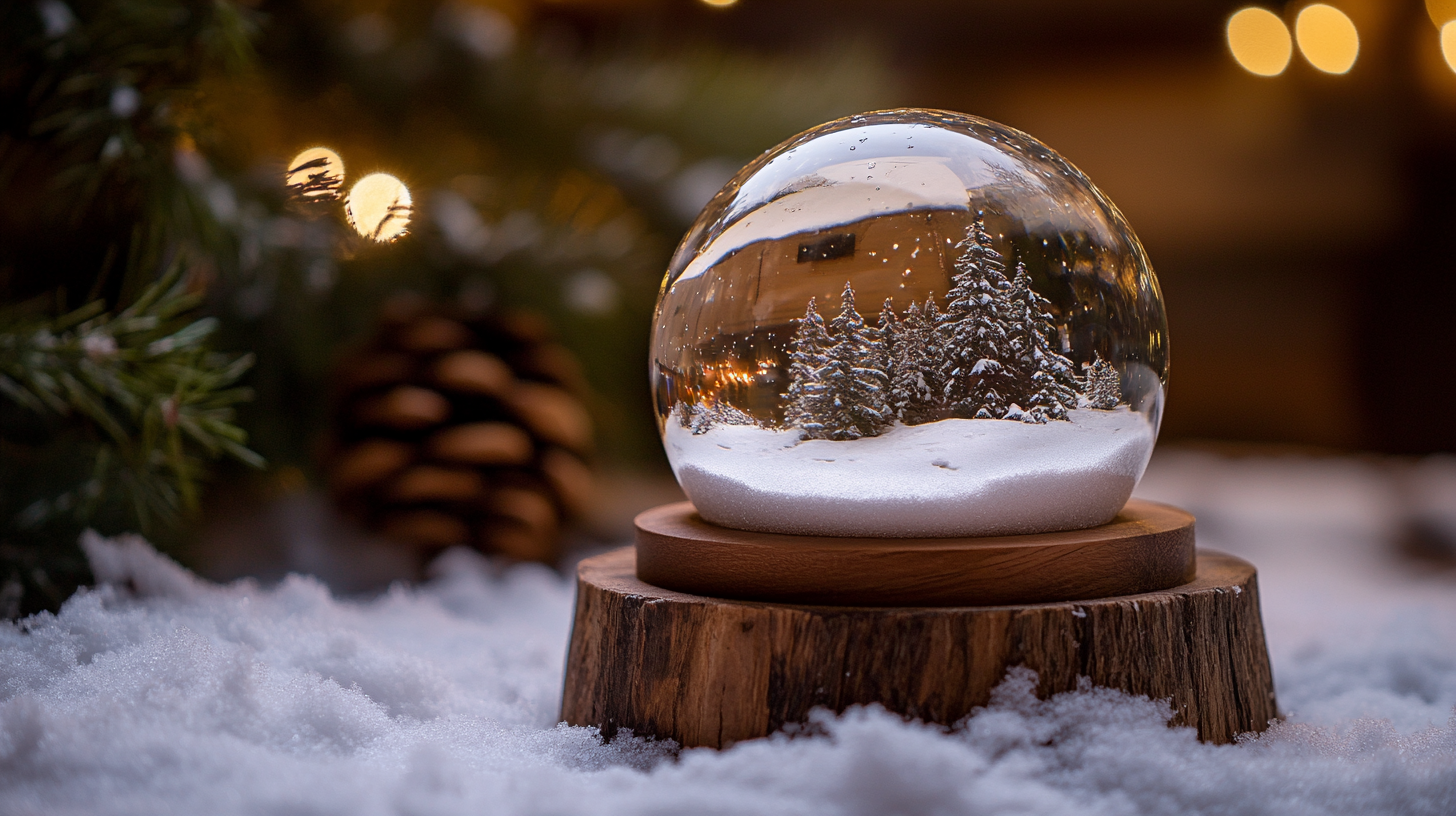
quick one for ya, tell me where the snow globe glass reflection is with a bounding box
[651,109,1167,538]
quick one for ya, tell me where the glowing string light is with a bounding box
[1227,8,1293,77]
[1428,0,1456,28]
[1444,21,1456,73]
[285,147,345,201]
[1295,4,1359,75]
[345,173,412,242]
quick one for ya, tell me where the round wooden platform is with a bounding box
[561,546,1277,748]
[635,498,1196,606]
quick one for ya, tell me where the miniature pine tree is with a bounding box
[918,296,949,420]
[939,213,1014,418]
[1000,263,1034,407]
[688,402,715,435]
[819,282,891,440]
[683,398,757,435]
[1084,353,1122,409]
[877,298,899,370]
[784,298,833,438]
[712,402,759,427]
[878,299,902,417]
[1008,263,1077,422]
[888,299,942,425]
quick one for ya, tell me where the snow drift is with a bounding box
[3,452,1456,814]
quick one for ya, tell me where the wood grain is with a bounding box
[561,546,1277,747]
[635,499,1196,606]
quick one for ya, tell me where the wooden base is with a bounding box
[561,547,1277,747]
[636,499,1196,606]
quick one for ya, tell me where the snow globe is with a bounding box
[651,109,1167,537]
[561,110,1274,753]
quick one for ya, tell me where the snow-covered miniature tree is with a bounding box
[918,296,948,419]
[939,212,1014,418]
[713,402,759,427]
[877,298,904,414]
[876,297,898,389]
[1001,263,1032,403]
[784,298,833,438]
[1084,353,1121,410]
[1008,262,1077,422]
[889,298,943,425]
[818,282,892,440]
[688,401,715,435]
[675,400,706,432]
[685,398,759,434]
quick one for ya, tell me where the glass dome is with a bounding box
[651,109,1168,537]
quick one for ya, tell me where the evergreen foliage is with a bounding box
[0,266,259,615]
[0,0,255,309]
[784,298,832,438]
[873,297,896,405]
[888,298,941,425]
[778,215,1106,436]
[939,213,1014,418]
[0,0,261,615]
[0,265,261,520]
[1084,353,1122,409]
[683,398,759,435]
[1007,262,1078,422]
[918,296,948,419]
[817,282,891,440]
[876,298,899,374]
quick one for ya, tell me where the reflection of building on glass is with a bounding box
[682,213,1124,439]
[796,233,855,262]
[658,206,959,423]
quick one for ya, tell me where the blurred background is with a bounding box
[5,0,1456,610]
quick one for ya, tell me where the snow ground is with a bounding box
[3,450,1456,815]
[667,408,1157,536]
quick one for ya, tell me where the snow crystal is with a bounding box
[2,452,1456,814]
[666,408,1156,536]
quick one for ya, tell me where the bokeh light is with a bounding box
[345,173,412,242]
[700,0,739,6]
[284,147,345,201]
[1444,21,1456,73]
[1295,4,1359,75]
[1428,0,1456,28]
[1227,8,1293,77]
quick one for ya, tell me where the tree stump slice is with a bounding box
[636,498,1196,607]
[561,547,1277,747]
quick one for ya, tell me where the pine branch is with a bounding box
[0,263,262,534]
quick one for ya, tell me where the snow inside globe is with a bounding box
[651,109,1167,538]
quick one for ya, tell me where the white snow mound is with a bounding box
[4,505,1456,815]
[666,408,1156,536]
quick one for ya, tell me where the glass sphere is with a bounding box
[651,109,1167,537]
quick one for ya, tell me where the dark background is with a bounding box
[541,0,1456,454]
[7,0,1456,599]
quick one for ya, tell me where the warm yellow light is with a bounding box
[1444,21,1456,73]
[345,173,412,242]
[1296,4,1359,75]
[700,0,738,6]
[1429,0,1456,28]
[285,147,345,201]
[1227,8,1292,77]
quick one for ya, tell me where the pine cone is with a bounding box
[326,296,595,564]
